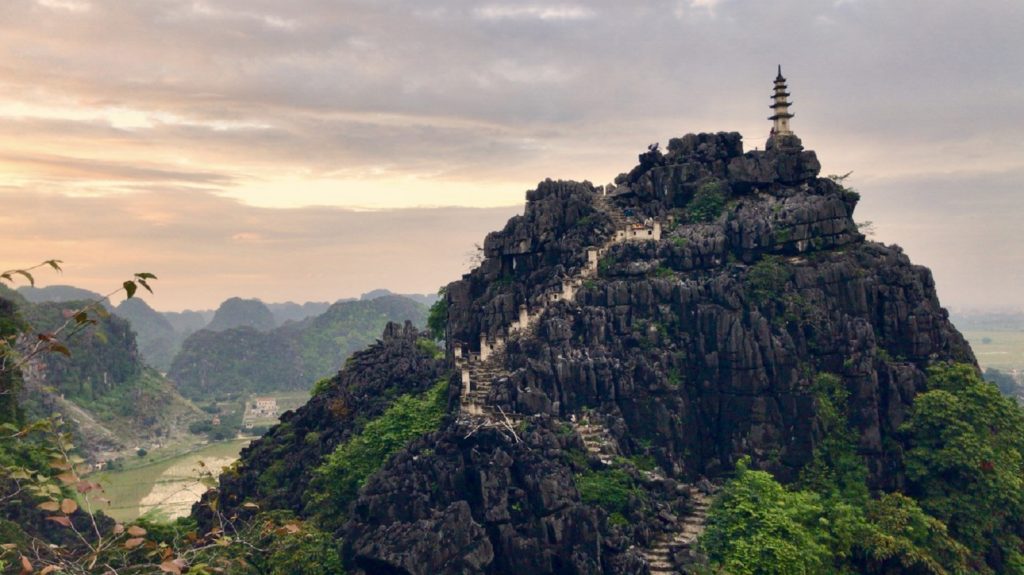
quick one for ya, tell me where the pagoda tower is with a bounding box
[769,65,794,136]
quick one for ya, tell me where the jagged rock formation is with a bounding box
[206,131,974,575]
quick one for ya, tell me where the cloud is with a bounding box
[473,4,595,21]
[0,0,1020,308]
[0,187,520,310]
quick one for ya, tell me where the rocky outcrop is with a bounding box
[206,131,975,574]
[344,420,611,575]
[197,321,446,521]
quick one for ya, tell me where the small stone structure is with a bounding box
[249,396,278,418]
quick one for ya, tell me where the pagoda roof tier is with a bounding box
[769,112,795,120]
[771,91,791,98]
[769,101,793,108]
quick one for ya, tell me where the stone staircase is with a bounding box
[594,192,629,229]
[575,417,619,465]
[456,189,660,421]
[642,485,711,575]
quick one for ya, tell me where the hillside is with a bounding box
[200,131,1024,575]
[3,297,202,461]
[168,295,428,399]
[114,297,181,372]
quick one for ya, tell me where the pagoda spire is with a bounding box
[769,65,794,136]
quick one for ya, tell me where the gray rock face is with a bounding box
[446,132,972,488]
[207,131,975,574]
[345,421,610,575]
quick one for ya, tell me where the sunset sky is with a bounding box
[1,0,1021,311]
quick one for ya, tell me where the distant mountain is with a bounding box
[360,288,439,306]
[18,285,110,308]
[114,297,180,372]
[168,295,428,399]
[163,309,213,335]
[5,296,201,459]
[204,297,276,332]
[266,301,334,326]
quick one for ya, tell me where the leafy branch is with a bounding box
[0,263,158,383]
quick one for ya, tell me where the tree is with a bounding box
[901,362,1024,571]
[427,286,448,341]
[701,457,831,575]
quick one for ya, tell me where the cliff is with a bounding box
[204,132,975,574]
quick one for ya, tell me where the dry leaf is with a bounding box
[159,559,183,574]
[46,515,72,527]
[61,498,78,514]
[124,537,145,549]
[127,525,147,537]
[37,500,60,512]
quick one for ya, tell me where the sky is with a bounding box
[0,0,1021,311]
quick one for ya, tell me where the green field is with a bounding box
[962,330,1024,373]
[89,439,250,522]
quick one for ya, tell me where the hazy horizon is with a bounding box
[2,0,1021,311]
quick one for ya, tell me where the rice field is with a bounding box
[89,438,250,522]
[962,330,1024,373]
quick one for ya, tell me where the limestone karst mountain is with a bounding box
[204,297,277,333]
[169,295,428,399]
[201,129,977,574]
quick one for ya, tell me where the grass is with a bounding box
[962,330,1024,372]
[89,439,250,522]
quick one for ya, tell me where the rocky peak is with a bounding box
[209,131,975,575]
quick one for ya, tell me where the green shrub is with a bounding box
[687,181,727,223]
[427,288,447,341]
[702,458,832,575]
[901,362,1024,566]
[575,468,643,515]
[746,256,791,305]
[306,379,448,528]
[415,337,444,360]
[310,376,333,397]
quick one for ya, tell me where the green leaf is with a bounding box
[123,280,137,299]
[45,259,63,272]
[134,272,157,280]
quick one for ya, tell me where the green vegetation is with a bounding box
[746,256,792,305]
[701,368,989,575]
[575,468,644,516]
[310,376,333,397]
[306,379,448,529]
[427,287,448,340]
[416,337,444,359]
[902,363,1024,569]
[702,458,832,575]
[652,265,675,278]
[687,180,727,223]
